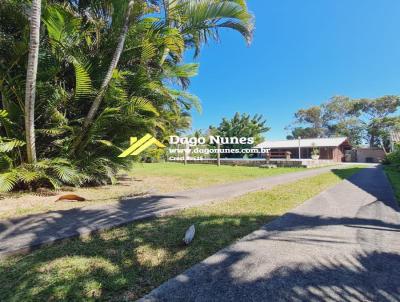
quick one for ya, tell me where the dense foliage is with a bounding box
[384,144,400,165]
[287,95,400,149]
[0,0,254,191]
[209,112,268,157]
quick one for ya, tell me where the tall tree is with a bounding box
[73,0,254,153]
[24,0,42,163]
[288,95,400,147]
[72,0,135,153]
[358,95,400,119]
[357,95,400,148]
[323,96,364,145]
[286,127,319,140]
[0,0,255,192]
[292,106,327,138]
[367,116,400,153]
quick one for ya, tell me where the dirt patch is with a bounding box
[0,174,176,220]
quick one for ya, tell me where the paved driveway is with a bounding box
[141,166,400,302]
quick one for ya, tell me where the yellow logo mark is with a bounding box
[118,134,166,157]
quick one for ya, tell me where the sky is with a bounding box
[186,0,400,140]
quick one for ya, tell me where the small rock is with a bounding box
[183,225,196,245]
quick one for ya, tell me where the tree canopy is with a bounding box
[209,112,269,157]
[0,0,254,191]
[287,95,400,151]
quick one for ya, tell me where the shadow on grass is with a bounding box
[2,207,400,302]
[0,166,352,258]
[0,212,279,301]
[3,210,399,301]
[140,166,400,301]
[1,165,397,301]
[330,167,364,179]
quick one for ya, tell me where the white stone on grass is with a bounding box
[183,224,196,245]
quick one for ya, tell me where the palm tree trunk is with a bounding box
[24,0,42,163]
[72,0,134,153]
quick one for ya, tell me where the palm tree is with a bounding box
[72,0,136,153]
[0,0,254,191]
[165,0,254,55]
[73,0,254,153]
[24,0,42,163]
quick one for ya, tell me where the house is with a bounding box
[255,137,352,162]
[390,131,400,151]
[354,147,385,163]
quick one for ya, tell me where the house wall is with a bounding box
[266,147,344,161]
[356,148,385,163]
[319,147,333,160]
[332,146,346,162]
[267,148,299,158]
[258,139,352,162]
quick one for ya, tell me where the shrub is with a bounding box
[383,143,400,165]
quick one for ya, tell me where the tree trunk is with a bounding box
[24,0,42,163]
[369,134,375,148]
[72,0,134,153]
[379,138,389,154]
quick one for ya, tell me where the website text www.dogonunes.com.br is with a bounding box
[167,147,270,161]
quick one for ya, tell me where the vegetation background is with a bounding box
[286,95,400,151]
[0,0,254,191]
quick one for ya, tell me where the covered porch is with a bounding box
[256,137,353,162]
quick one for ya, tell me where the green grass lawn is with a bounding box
[0,163,306,220]
[384,165,400,203]
[0,167,362,302]
[131,162,306,192]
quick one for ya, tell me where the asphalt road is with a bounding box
[0,165,341,257]
[141,166,400,302]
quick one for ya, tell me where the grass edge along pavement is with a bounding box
[384,165,400,203]
[0,167,363,302]
[130,162,308,192]
[0,164,306,220]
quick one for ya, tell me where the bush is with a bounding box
[383,152,397,165]
[383,143,400,165]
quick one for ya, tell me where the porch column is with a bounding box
[298,136,301,159]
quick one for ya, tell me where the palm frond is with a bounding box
[168,89,202,113]
[43,4,81,46]
[95,139,124,152]
[51,164,83,184]
[0,139,25,152]
[72,59,93,99]
[0,171,19,192]
[18,170,42,183]
[0,109,13,126]
[163,63,199,78]
[140,39,157,63]
[167,0,254,56]
[126,97,160,116]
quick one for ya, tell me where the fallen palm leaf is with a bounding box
[55,194,86,202]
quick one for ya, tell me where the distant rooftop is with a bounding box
[256,137,349,149]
